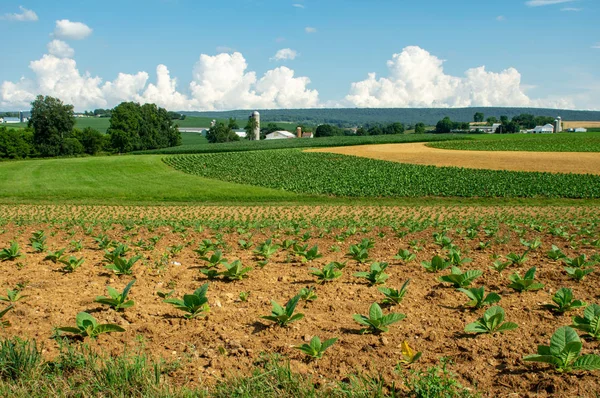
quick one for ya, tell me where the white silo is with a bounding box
[251,111,260,140]
[556,116,562,133]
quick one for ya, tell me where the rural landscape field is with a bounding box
[2,1,600,397]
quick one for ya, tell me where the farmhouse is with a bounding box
[265,130,296,140]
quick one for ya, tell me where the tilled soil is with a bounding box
[308,143,600,175]
[1,214,599,397]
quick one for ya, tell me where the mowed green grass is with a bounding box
[0,155,303,204]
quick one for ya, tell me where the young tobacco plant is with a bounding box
[254,239,279,260]
[547,245,566,261]
[310,262,343,284]
[221,260,252,281]
[508,267,544,292]
[44,248,67,264]
[0,304,14,327]
[490,259,511,274]
[94,280,136,311]
[438,267,482,288]
[60,256,85,273]
[200,250,227,268]
[299,286,317,302]
[353,302,406,334]
[524,326,600,372]
[164,284,210,319]
[378,280,410,305]
[506,251,529,266]
[0,242,22,262]
[57,312,125,339]
[296,245,322,263]
[446,249,472,267]
[421,255,451,273]
[261,294,304,327]
[354,262,389,286]
[294,336,338,360]
[464,306,518,334]
[571,304,600,340]
[0,286,28,303]
[543,288,586,313]
[29,230,47,252]
[105,255,142,276]
[398,341,422,366]
[457,286,501,309]
[347,245,371,264]
[393,249,416,263]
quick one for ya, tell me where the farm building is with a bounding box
[529,124,555,134]
[574,127,587,133]
[1,117,21,124]
[234,130,247,139]
[302,132,314,138]
[265,131,296,140]
[469,123,501,133]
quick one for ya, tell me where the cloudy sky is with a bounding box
[0,0,598,111]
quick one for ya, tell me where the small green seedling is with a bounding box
[239,291,250,302]
[221,260,252,281]
[547,245,566,261]
[298,245,322,262]
[393,249,416,263]
[421,255,451,273]
[354,262,389,286]
[543,288,586,313]
[0,287,28,303]
[378,280,410,305]
[563,254,595,268]
[295,336,338,359]
[565,266,595,281]
[95,280,136,311]
[200,268,220,280]
[438,267,482,288]
[506,252,529,266]
[193,239,215,257]
[311,262,343,284]
[348,245,370,264]
[520,238,542,251]
[0,305,14,327]
[261,294,304,327]
[571,304,600,340]
[524,326,600,372]
[446,249,472,266]
[57,312,125,339]
[490,259,511,274]
[508,267,544,292]
[398,341,422,366]
[353,302,405,334]
[299,286,317,302]
[164,284,210,319]
[0,242,22,262]
[60,256,85,273]
[253,239,279,260]
[29,230,47,252]
[457,286,501,309]
[44,248,66,264]
[103,244,130,263]
[105,255,142,276]
[238,239,253,250]
[464,306,518,334]
[200,250,227,268]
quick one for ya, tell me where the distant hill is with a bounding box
[181,108,600,127]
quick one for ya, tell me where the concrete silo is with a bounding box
[251,111,260,140]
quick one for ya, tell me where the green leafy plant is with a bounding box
[438,267,482,288]
[457,286,501,309]
[543,288,586,313]
[353,302,405,334]
[547,245,566,261]
[103,244,130,263]
[523,326,600,372]
[0,286,28,303]
[238,239,253,250]
[29,230,47,252]
[200,268,220,280]
[44,248,67,264]
[490,259,511,274]
[239,291,250,302]
[394,249,416,263]
[506,251,529,266]
[563,254,595,268]
[105,255,142,276]
[254,239,279,260]
[421,255,451,273]
[565,266,595,281]
[464,306,518,334]
[94,280,136,311]
[0,242,22,262]
[261,294,304,327]
[200,250,227,268]
[446,249,472,266]
[354,262,389,286]
[0,304,14,327]
[347,245,371,264]
[163,284,210,319]
[294,336,338,359]
[520,237,542,251]
[221,260,252,281]
[69,239,83,252]
[508,267,544,292]
[571,304,600,340]
[296,245,322,263]
[57,312,125,339]
[59,256,85,272]
[378,280,410,305]
[310,262,343,284]
[299,286,317,302]
[398,341,422,366]
[193,239,215,257]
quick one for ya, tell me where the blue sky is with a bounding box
[0,0,598,111]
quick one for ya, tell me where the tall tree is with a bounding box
[414,123,426,134]
[206,122,240,143]
[473,112,485,123]
[28,95,75,157]
[244,117,258,140]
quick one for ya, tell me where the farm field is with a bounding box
[563,121,600,129]
[0,205,599,397]
[309,142,600,175]
[164,150,600,198]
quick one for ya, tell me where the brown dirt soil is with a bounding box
[1,208,599,397]
[563,121,600,129]
[308,143,600,175]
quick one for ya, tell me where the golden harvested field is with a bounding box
[563,121,600,129]
[309,143,600,175]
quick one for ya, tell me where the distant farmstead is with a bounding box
[265,131,296,140]
[1,117,20,124]
[529,124,555,134]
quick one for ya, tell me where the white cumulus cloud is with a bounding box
[271,48,298,61]
[47,40,74,58]
[305,26,317,33]
[345,46,574,109]
[53,19,93,40]
[292,3,305,8]
[1,6,38,21]
[525,0,576,6]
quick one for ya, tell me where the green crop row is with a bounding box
[427,132,600,152]
[138,133,468,154]
[163,150,600,199]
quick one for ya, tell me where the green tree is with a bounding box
[356,127,368,136]
[73,127,105,155]
[473,112,484,123]
[414,123,426,134]
[384,122,405,135]
[28,95,75,157]
[110,129,134,153]
[315,124,341,137]
[435,117,454,134]
[486,116,498,125]
[206,122,240,143]
[228,118,240,130]
[0,127,34,159]
[244,117,258,140]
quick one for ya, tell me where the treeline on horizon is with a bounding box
[181,107,600,127]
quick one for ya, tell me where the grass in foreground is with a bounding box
[427,132,600,152]
[0,337,477,398]
[164,150,600,199]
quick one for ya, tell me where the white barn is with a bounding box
[530,124,554,134]
[265,131,295,140]
[1,117,20,124]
